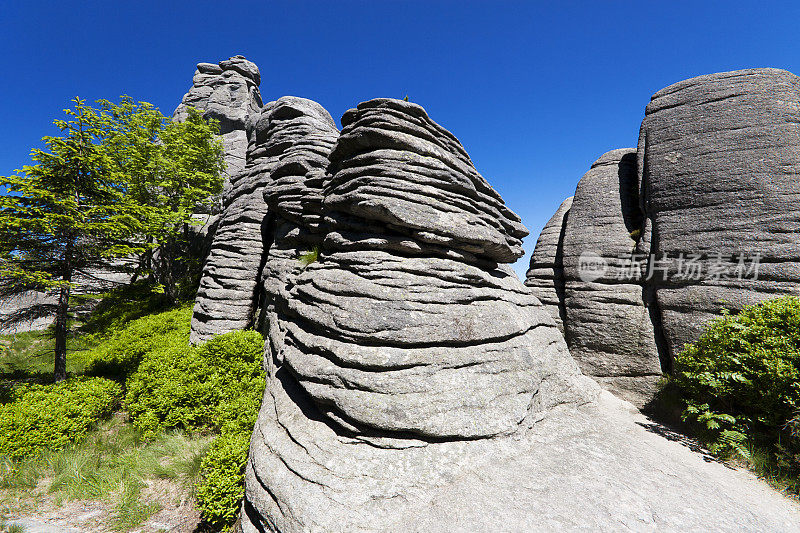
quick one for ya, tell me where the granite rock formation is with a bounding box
[637,68,800,360]
[560,149,661,404]
[175,59,800,527]
[173,55,263,186]
[190,96,338,343]
[240,98,596,531]
[524,196,571,332]
[528,68,800,406]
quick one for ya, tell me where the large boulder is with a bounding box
[241,98,596,531]
[637,68,800,361]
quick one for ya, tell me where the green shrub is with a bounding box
[125,330,263,439]
[195,431,251,528]
[85,304,192,381]
[674,296,800,481]
[298,245,320,268]
[0,377,122,459]
[124,329,264,528]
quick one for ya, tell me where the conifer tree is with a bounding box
[0,98,146,380]
[0,97,224,381]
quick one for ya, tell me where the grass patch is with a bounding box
[0,281,178,383]
[0,413,211,531]
[0,517,25,533]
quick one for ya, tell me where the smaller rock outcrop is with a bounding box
[190,96,340,344]
[172,55,263,184]
[524,196,571,331]
[559,149,661,405]
[527,150,663,406]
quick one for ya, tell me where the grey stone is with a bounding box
[560,149,662,406]
[527,68,800,407]
[242,98,596,531]
[219,55,261,86]
[240,391,800,532]
[638,68,800,361]
[190,97,339,344]
[524,196,571,331]
[172,55,263,188]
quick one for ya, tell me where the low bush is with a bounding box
[84,304,192,381]
[673,296,800,487]
[0,377,122,459]
[125,329,264,438]
[196,431,252,528]
[124,329,265,529]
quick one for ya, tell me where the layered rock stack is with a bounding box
[637,68,800,359]
[241,98,595,531]
[190,96,338,343]
[173,55,263,184]
[528,68,800,406]
[523,196,571,332]
[178,58,800,527]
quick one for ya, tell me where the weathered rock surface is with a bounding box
[241,98,596,532]
[243,390,800,532]
[638,68,800,360]
[0,291,55,334]
[524,196,571,332]
[179,65,800,531]
[191,97,338,344]
[173,55,263,184]
[529,69,800,406]
[560,149,662,405]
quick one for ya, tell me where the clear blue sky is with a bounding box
[2,1,799,278]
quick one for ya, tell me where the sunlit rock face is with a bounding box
[563,149,661,405]
[525,196,571,332]
[528,68,800,407]
[173,55,263,183]
[240,98,595,532]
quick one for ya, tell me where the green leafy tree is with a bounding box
[99,97,225,303]
[0,97,224,381]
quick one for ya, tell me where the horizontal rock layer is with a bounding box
[243,98,595,532]
[243,391,800,532]
[191,97,338,343]
[525,196,571,331]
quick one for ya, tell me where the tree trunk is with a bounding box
[54,239,73,383]
[159,236,177,305]
[54,281,70,382]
